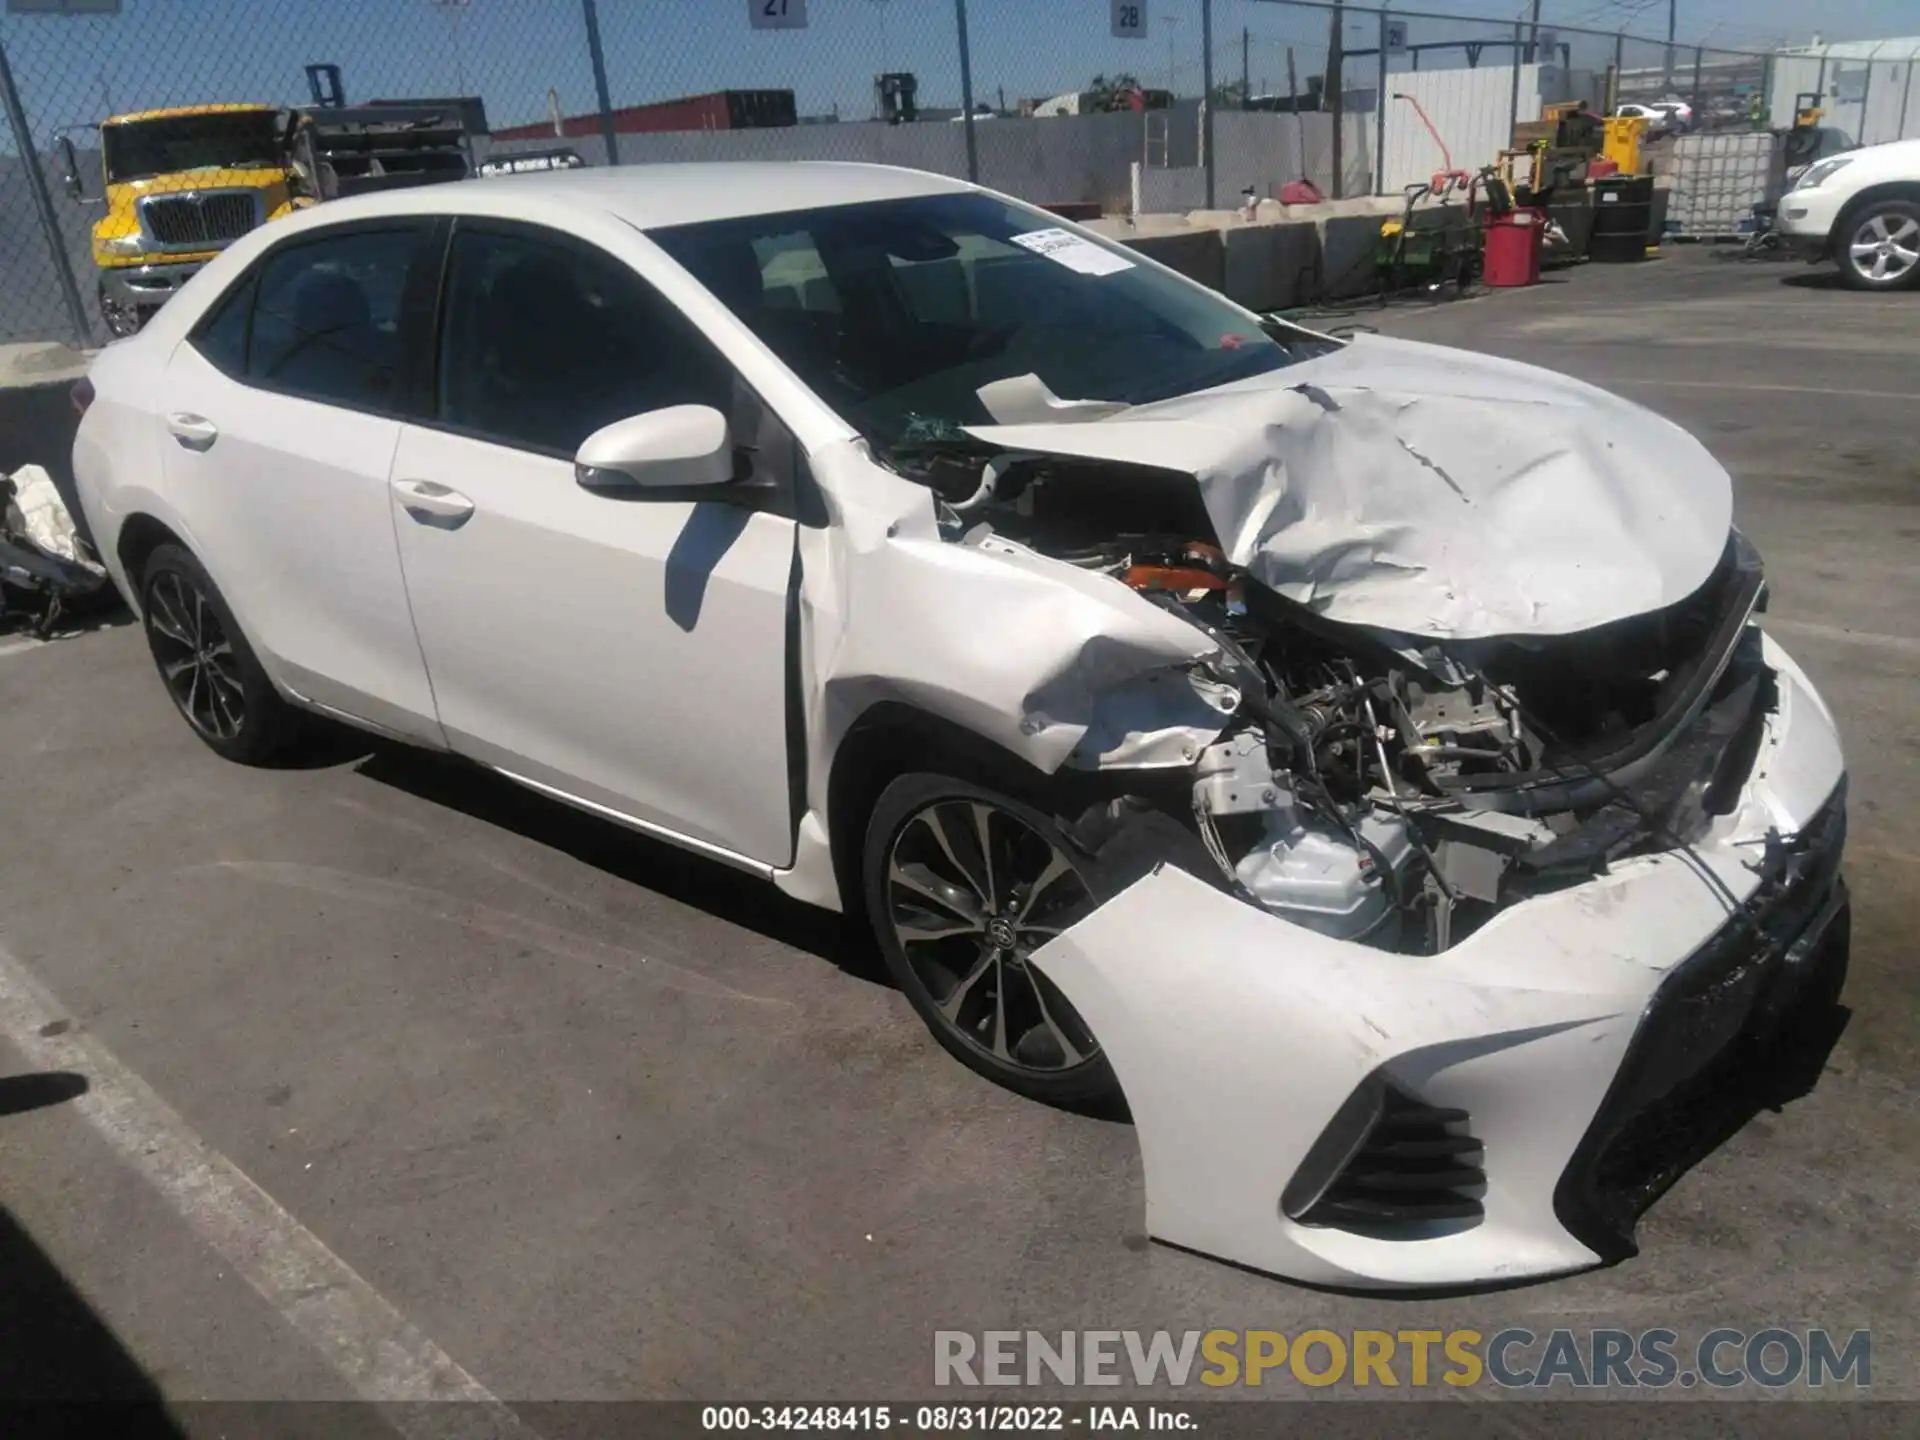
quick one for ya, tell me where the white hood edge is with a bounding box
[967,334,1735,642]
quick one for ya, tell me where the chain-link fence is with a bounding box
[6,1,1919,347]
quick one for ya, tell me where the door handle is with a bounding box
[166,412,219,451]
[392,478,476,527]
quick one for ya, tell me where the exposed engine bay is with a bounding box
[905,442,1772,955]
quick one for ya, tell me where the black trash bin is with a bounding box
[1590,176,1655,262]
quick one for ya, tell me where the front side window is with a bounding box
[650,192,1316,460]
[246,229,416,410]
[434,226,733,456]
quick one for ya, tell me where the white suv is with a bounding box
[1777,136,1920,289]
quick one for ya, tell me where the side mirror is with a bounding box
[575,405,734,492]
[56,135,83,201]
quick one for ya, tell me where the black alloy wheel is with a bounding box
[864,773,1121,1108]
[140,543,298,764]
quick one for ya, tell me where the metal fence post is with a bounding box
[580,0,620,165]
[1374,10,1388,197]
[1201,0,1215,207]
[1508,21,1525,146]
[1327,2,1344,200]
[954,0,978,183]
[1690,45,1704,118]
[1611,31,1624,112]
[0,31,92,347]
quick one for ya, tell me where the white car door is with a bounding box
[386,220,800,867]
[158,221,442,742]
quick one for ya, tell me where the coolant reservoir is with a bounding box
[1234,810,1414,942]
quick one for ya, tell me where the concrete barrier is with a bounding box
[1220,221,1321,312]
[1113,226,1226,294]
[1313,212,1389,299]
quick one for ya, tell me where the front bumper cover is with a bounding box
[99,259,205,311]
[1029,630,1846,1290]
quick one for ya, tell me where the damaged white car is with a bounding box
[72,163,1848,1291]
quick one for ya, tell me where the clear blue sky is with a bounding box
[4,0,1916,139]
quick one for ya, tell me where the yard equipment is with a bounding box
[1601,114,1649,176]
[1392,93,1474,199]
[1376,179,1481,295]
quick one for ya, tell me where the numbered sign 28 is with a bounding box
[750,0,808,30]
[1111,1,1147,41]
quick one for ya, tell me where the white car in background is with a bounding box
[71,163,1848,1291]
[1613,101,1689,137]
[1777,136,1920,289]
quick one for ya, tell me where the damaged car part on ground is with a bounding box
[1,464,111,639]
[71,163,1847,1291]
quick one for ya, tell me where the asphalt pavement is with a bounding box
[0,246,1915,1417]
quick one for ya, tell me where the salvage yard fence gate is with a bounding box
[5,1,1919,348]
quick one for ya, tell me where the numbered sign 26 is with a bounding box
[1111,1,1147,40]
[750,0,808,30]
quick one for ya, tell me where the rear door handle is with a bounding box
[166,412,219,451]
[391,478,476,527]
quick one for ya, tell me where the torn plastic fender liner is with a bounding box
[970,333,1734,641]
[796,440,1230,788]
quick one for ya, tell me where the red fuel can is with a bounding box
[1482,208,1546,287]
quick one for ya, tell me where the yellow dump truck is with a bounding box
[59,104,307,336]
[59,97,471,336]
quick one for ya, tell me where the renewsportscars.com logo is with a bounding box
[933,1328,1873,1390]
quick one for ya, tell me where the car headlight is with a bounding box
[99,234,147,257]
[1793,157,1853,192]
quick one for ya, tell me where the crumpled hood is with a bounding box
[968,334,1734,640]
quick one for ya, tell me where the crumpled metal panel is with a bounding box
[971,334,1733,641]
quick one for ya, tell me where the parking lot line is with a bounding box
[1588,377,1920,403]
[1765,616,1920,658]
[0,941,535,1438]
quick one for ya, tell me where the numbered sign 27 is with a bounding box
[750,0,808,30]
[1111,1,1147,41]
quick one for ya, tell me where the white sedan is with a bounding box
[72,162,1848,1290]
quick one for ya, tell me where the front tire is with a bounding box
[863,772,1121,1109]
[140,543,299,765]
[1838,200,1920,290]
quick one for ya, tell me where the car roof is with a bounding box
[277,161,975,235]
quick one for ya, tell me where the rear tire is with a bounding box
[863,772,1122,1109]
[140,543,300,765]
[1837,199,1920,291]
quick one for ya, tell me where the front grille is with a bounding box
[1554,784,1848,1261]
[1296,1086,1486,1231]
[142,191,259,248]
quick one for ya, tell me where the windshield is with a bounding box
[650,192,1306,457]
[102,112,280,183]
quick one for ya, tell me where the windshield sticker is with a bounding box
[1010,228,1136,277]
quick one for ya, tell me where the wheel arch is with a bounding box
[1830,181,1920,249]
[823,701,1060,927]
[114,511,189,614]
